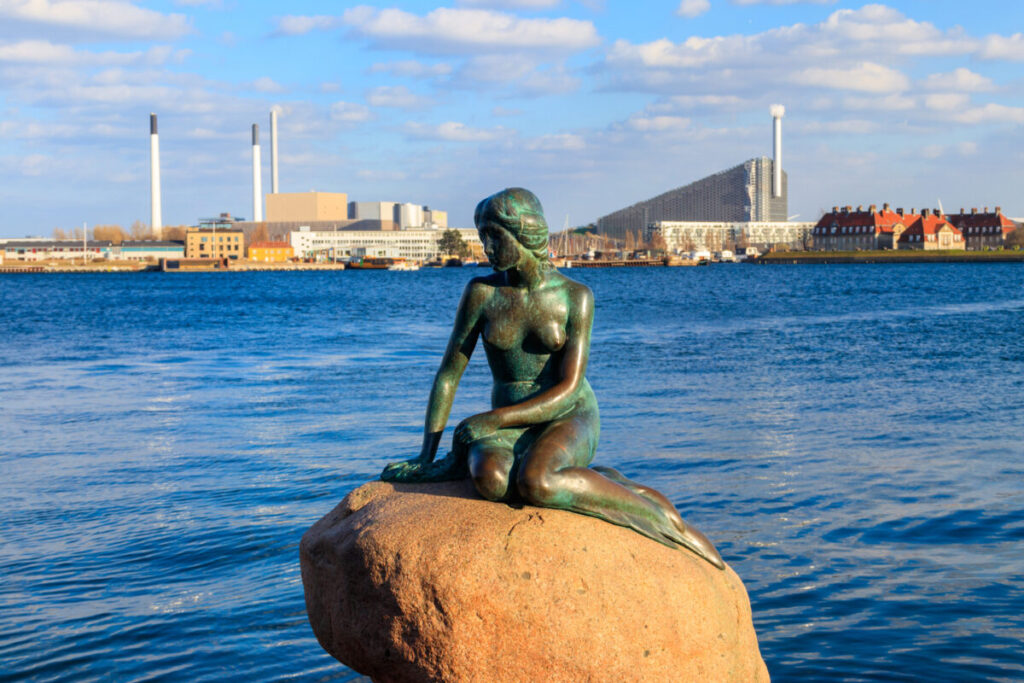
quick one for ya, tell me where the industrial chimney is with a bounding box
[270,109,279,194]
[770,105,785,199]
[150,114,162,239]
[252,123,263,222]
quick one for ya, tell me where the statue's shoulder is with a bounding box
[467,272,503,290]
[555,272,593,303]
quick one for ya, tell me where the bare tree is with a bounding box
[130,220,152,240]
[53,227,67,239]
[162,225,188,241]
[250,223,270,246]
[94,225,126,244]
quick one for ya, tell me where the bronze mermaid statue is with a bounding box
[382,188,724,569]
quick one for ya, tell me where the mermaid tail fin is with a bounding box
[591,465,725,570]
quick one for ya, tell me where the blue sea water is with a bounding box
[1,264,1022,681]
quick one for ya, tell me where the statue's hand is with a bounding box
[454,412,502,446]
[380,458,427,482]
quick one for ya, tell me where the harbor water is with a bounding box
[2,264,1022,681]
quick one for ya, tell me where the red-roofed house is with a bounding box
[813,204,965,251]
[813,203,910,251]
[894,209,964,250]
[945,207,1016,250]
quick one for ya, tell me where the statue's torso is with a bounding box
[475,272,596,415]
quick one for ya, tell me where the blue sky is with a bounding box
[2,0,1023,236]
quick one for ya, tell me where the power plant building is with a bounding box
[598,157,788,240]
[267,192,349,223]
[597,107,789,241]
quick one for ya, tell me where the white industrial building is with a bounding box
[348,201,449,230]
[650,221,815,252]
[290,228,480,261]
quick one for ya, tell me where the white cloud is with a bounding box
[249,77,285,93]
[733,0,836,5]
[651,94,744,111]
[520,65,579,95]
[366,85,433,109]
[525,133,584,151]
[957,141,978,156]
[0,0,191,40]
[340,6,599,54]
[20,153,50,176]
[920,68,995,93]
[455,0,561,7]
[602,5,979,95]
[403,121,507,142]
[369,60,452,79]
[977,33,1024,61]
[274,14,338,36]
[625,115,692,132]
[792,62,909,93]
[840,94,916,111]
[0,39,161,65]
[798,119,879,134]
[357,169,408,181]
[330,101,372,123]
[924,93,970,111]
[953,103,1024,125]
[676,0,710,19]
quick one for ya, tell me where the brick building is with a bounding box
[945,207,1016,250]
[813,205,965,251]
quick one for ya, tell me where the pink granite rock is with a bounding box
[300,480,769,682]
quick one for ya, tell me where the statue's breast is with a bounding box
[482,293,567,353]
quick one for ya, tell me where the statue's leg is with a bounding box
[468,437,515,502]
[518,416,724,568]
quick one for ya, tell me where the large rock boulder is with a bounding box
[300,480,769,682]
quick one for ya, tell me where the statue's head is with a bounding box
[474,188,549,263]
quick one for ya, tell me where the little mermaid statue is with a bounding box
[382,187,724,569]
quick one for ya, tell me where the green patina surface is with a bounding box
[381,187,724,569]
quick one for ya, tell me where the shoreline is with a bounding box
[753,250,1024,264]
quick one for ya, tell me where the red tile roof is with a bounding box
[946,210,1015,235]
[814,205,908,235]
[897,213,962,243]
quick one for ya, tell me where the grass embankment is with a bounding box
[755,249,1024,264]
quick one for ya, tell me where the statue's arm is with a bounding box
[417,280,487,462]
[491,284,593,429]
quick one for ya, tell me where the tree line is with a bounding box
[52,221,191,243]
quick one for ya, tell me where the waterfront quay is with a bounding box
[754,249,1024,264]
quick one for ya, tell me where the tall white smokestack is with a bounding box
[770,104,785,199]
[149,113,162,239]
[252,123,263,222]
[270,110,279,194]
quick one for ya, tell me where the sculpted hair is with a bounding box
[475,187,549,261]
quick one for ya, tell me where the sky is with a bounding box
[2,0,1024,237]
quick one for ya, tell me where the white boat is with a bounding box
[387,260,420,271]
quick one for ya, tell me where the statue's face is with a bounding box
[478,222,521,271]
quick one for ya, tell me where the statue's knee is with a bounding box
[517,470,559,507]
[472,461,509,501]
